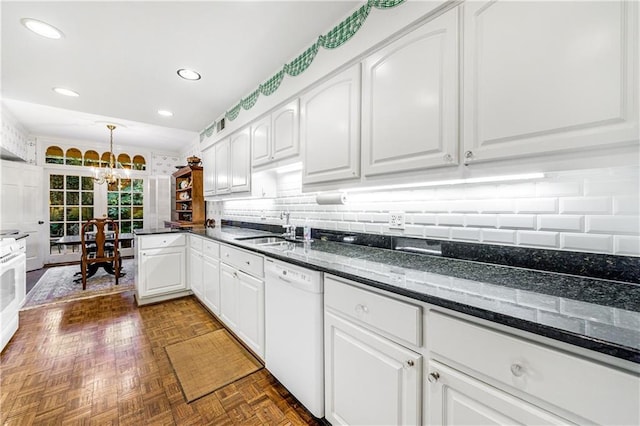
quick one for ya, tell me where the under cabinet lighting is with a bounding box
[21,18,63,39]
[53,87,79,97]
[275,162,303,174]
[177,69,201,81]
[339,173,545,193]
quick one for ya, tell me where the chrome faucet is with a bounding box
[280,211,296,239]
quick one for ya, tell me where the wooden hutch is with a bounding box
[171,165,204,228]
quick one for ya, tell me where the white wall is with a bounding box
[211,165,640,257]
[1,106,35,163]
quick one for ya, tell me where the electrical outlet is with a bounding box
[388,211,405,229]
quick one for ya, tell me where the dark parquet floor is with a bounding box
[1,291,320,425]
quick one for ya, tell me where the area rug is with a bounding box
[166,329,263,402]
[22,260,135,310]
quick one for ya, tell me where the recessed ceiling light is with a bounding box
[158,110,173,117]
[21,18,63,39]
[53,87,79,97]
[177,69,201,81]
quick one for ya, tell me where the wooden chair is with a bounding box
[80,218,120,290]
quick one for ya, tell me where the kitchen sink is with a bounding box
[235,235,303,246]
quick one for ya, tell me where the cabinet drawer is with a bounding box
[325,276,422,347]
[203,240,220,259]
[220,244,263,278]
[429,311,640,426]
[189,235,203,250]
[138,233,186,249]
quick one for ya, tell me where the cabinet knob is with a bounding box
[427,372,440,383]
[464,150,474,165]
[246,260,250,265]
[282,270,287,275]
[510,363,525,377]
[233,271,238,278]
[225,253,229,257]
[406,360,414,367]
[443,154,453,163]
[355,304,368,314]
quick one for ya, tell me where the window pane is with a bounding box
[66,207,80,221]
[108,207,118,220]
[121,193,131,205]
[66,176,79,190]
[121,207,131,220]
[81,176,94,190]
[120,222,132,233]
[107,192,119,205]
[46,146,64,164]
[107,180,118,192]
[133,179,144,192]
[84,150,100,168]
[50,223,64,237]
[81,207,94,220]
[50,191,64,205]
[50,175,64,190]
[133,193,143,206]
[50,207,64,221]
[132,207,143,219]
[117,154,131,169]
[132,221,143,230]
[82,192,94,205]
[132,156,146,171]
[120,179,132,192]
[66,223,80,236]
[66,192,79,205]
[66,148,82,166]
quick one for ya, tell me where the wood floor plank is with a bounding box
[1,290,320,425]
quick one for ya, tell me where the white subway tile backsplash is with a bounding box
[411,214,437,225]
[585,179,639,196]
[586,215,640,235]
[364,223,383,233]
[481,229,516,244]
[448,200,480,213]
[357,212,388,223]
[498,215,536,230]
[517,231,559,247]
[515,198,558,214]
[560,197,611,214]
[496,183,536,198]
[350,222,366,233]
[536,181,582,197]
[560,299,614,323]
[450,227,481,241]
[613,196,640,214]
[424,226,450,239]
[465,214,498,228]
[561,233,613,254]
[479,199,516,213]
[538,215,584,232]
[336,222,350,231]
[342,212,358,221]
[614,235,640,256]
[403,225,425,237]
[437,214,465,226]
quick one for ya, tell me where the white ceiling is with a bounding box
[1,1,358,152]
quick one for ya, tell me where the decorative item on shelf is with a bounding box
[93,124,128,185]
[179,178,190,189]
[179,191,189,200]
[181,204,189,210]
[206,218,216,228]
[187,156,201,167]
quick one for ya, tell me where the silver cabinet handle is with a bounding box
[427,372,440,383]
[510,363,525,377]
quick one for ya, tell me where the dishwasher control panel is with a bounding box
[266,258,323,292]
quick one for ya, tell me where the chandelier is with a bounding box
[93,124,124,185]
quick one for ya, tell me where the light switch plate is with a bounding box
[389,211,405,229]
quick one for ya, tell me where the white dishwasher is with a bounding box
[265,258,324,418]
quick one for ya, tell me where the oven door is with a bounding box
[1,252,26,351]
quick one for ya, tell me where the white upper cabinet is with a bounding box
[462,0,639,164]
[362,7,459,177]
[214,138,230,194]
[230,127,251,193]
[202,145,215,196]
[252,100,300,168]
[301,64,361,185]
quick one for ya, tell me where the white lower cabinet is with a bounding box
[188,237,204,299]
[135,233,188,305]
[324,275,422,425]
[428,360,569,425]
[219,244,265,359]
[202,241,220,315]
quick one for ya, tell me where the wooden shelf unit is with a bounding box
[172,165,204,228]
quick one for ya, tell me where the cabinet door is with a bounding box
[251,115,272,167]
[462,0,639,164]
[301,64,361,185]
[324,311,421,426]
[236,270,265,359]
[203,257,220,315]
[362,8,459,177]
[202,145,216,195]
[214,139,230,194]
[230,128,251,193]
[220,263,238,330]
[428,361,570,426]
[189,248,203,299]
[139,247,187,297]
[272,99,300,162]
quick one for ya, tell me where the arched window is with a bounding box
[132,155,146,171]
[101,151,114,167]
[117,153,131,169]
[45,146,64,164]
[84,150,100,168]
[65,148,82,166]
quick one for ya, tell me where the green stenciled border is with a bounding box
[200,0,405,141]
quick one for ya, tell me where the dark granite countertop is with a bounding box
[134,228,187,236]
[144,226,640,364]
